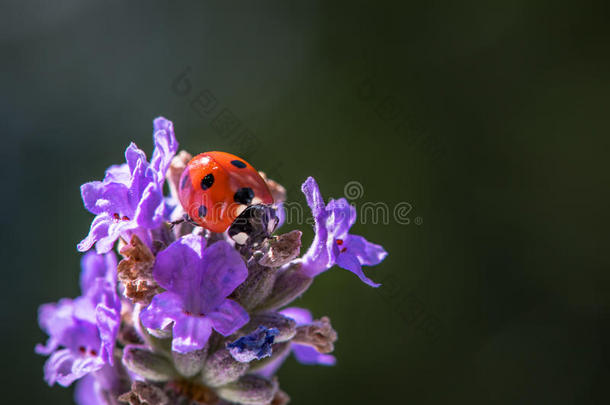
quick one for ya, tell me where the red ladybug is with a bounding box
[178,152,274,233]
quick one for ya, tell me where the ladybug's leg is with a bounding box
[169,213,198,229]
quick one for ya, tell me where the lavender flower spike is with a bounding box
[78,117,178,253]
[140,234,250,353]
[38,117,391,404]
[299,176,388,287]
[36,251,121,387]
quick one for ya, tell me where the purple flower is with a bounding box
[299,176,387,287]
[78,117,178,254]
[228,326,279,363]
[140,235,249,353]
[36,251,121,387]
[256,307,335,378]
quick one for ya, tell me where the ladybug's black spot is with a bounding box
[234,187,254,204]
[198,205,207,218]
[200,173,214,190]
[230,160,247,169]
[180,173,190,190]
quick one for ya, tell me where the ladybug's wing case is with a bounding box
[205,152,273,205]
[178,152,274,233]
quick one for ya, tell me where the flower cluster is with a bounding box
[37,118,387,405]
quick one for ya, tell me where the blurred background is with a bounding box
[2,1,610,404]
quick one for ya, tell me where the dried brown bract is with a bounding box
[117,235,162,306]
[258,230,302,268]
[292,316,338,354]
[118,381,169,405]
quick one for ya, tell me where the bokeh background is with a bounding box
[2,1,610,404]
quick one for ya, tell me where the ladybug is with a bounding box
[178,152,274,234]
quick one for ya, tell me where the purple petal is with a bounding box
[140,292,184,331]
[208,299,249,336]
[150,117,178,180]
[326,198,356,238]
[96,303,121,365]
[344,234,388,266]
[335,252,380,287]
[79,251,117,294]
[151,235,206,311]
[44,349,104,387]
[134,182,165,229]
[74,375,104,405]
[292,344,336,366]
[279,307,313,325]
[103,163,131,184]
[94,219,138,254]
[81,181,131,217]
[171,314,213,353]
[255,344,291,378]
[125,142,147,174]
[127,158,155,208]
[300,178,332,276]
[37,300,76,346]
[198,241,248,313]
[78,214,112,253]
[301,177,325,216]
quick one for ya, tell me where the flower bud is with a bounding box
[255,262,312,312]
[244,312,296,343]
[233,260,277,310]
[172,347,207,377]
[216,375,278,405]
[200,349,249,387]
[271,389,290,405]
[122,345,177,382]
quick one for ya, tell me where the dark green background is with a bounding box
[3,1,609,404]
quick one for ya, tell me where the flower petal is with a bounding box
[171,314,213,353]
[94,219,137,254]
[292,344,336,366]
[134,182,165,229]
[344,234,388,266]
[96,303,121,365]
[198,240,248,313]
[37,299,76,344]
[254,346,291,378]
[300,178,332,277]
[125,142,147,174]
[326,198,356,238]
[74,375,103,405]
[279,307,313,325]
[79,251,117,294]
[151,235,206,308]
[208,299,249,336]
[77,214,112,253]
[43,349,103,387]
[140,291,184,332]
[81,181,131,217]
[103,163,130,184]
[150,117,178,181]
[335,252,380,287]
